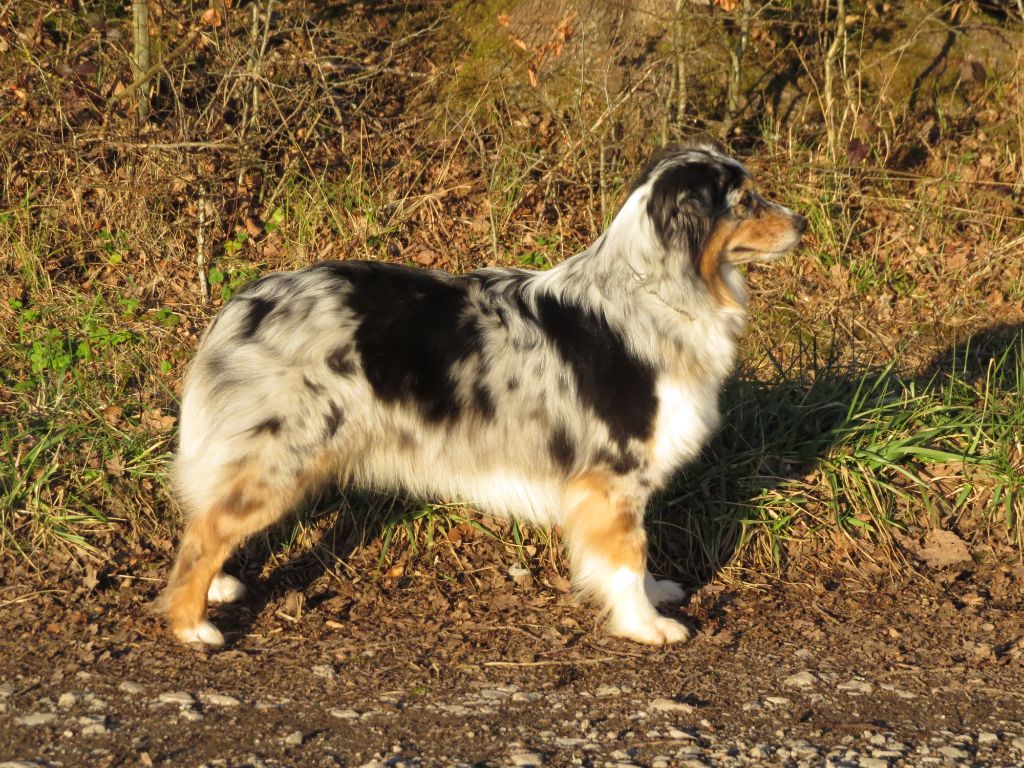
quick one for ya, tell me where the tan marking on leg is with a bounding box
[562,473,646,574]
[561,473,692,645]
[162,459,328,643]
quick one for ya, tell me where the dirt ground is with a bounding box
[3,537,1024,767]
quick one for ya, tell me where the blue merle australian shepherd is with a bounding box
[162,143,807,647]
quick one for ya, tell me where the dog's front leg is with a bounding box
[562,474,691,645]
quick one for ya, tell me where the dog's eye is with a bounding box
[737,190,752,209]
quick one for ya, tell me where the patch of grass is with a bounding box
[649,329,1024,580]
[1,287,183,558]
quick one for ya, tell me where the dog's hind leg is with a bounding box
[563,474,691,645]
[161,463,304,646]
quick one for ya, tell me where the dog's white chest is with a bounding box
[649,379,718,480]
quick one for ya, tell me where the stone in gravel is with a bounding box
[937,745,970,759]
[158,691,195,706]
[331,708,360,719]
[650,697,694,713]
[311,664,336,679]
[284,730,304,745]
[879,683,916,699]
[784,670,819,688]
[860,758,890,768]
[81,720,109,736]
[1,762,48,768]
[180,709,203,722]
[201,693,241,707]
[86,695,107,711]
[764,696,791,707]
[872,749,904,758]
[58,692,79,708]
[16,712,56,726]
[651,757,671,768]
[977,732,999,745]
[118,681,145,694]
[1011,736,1024,752]
[357,762,388,768]
[837,678,874,695]
[508,752,544,766]
[555,737,587,748]
[668,727,698,740]
[595,685,621,697]
[511,692,540,703]
[480,688,511,700]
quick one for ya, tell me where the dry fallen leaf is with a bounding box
[919,529,972,568]
[140,408,177,431]
[102,405,123,426]
[200,8,223,27]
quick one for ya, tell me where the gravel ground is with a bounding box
[2,548,1023,768]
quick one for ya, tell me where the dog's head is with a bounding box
[628,142,807,304]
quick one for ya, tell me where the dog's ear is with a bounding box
[645,162,722,258]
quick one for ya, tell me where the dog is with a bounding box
[161,142,806,647]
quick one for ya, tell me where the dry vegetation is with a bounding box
[1,0,1022,594]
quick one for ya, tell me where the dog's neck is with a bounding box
[539,228,747,330]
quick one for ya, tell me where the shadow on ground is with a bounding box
[206,323,1023,643]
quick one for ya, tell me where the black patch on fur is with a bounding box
[596,447,642,475]
[251,417,282,436]
[303,375,325,394]
[548,425,576,473]
[242,297,277,338]
[315,261,485,424]
[506,375,520,391]
[535,294,656,448]
[324,401,345,438]
[472,381,496,420]
[327,344,357,376]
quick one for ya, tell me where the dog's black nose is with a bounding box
[794,214,808,235]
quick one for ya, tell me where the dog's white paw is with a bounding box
[207,573,246,604]
[174,620,225,647]
[610,614,692,645]
[646,576,686,606]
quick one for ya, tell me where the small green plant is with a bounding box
[223,229,249,257]
[13,299,138,383]
[263,207,286,234]
[208,265,259,302]
[150,307,180,328]
[519,234,559,269]
[98,229,129,265]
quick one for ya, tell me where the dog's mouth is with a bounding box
[727,247,795,264]
[725,241,801,264]
[724,214,807,264]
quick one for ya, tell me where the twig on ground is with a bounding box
[197,183,209,304]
